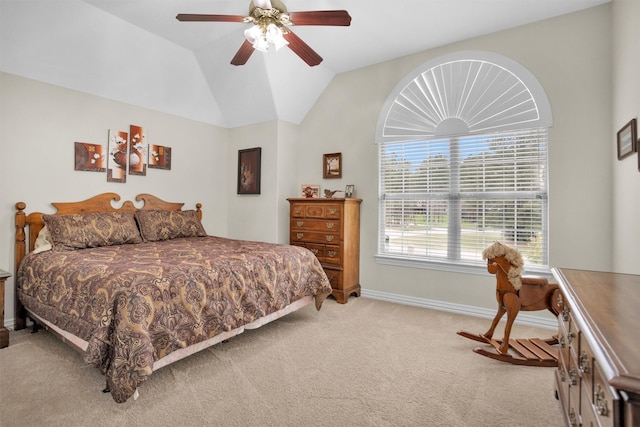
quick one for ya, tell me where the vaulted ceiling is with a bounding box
[0,0,609,128]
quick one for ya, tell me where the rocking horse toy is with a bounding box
[457,241,562,367]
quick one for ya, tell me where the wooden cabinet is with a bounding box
[0,269,10,348]
[552,268,640,427]
[288,198,362,304]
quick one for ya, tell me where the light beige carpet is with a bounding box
[0,297,562,427]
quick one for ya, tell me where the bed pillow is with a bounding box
[135,209,207,242]
[33,225,53,254]
[43,211,143,251]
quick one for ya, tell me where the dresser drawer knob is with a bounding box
[311,249,318,255]
[296,221,304,227]
[296,233,304,239]
[328,251,336,257]
[329,208,337,214]
[595,384,609,416]
[326,223,335,229]
[326,236,334,242]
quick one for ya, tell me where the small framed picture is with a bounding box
[301,184,320,198]
[323,152,342,179]
[345,184,355,198]
[617,118,636,160]
[238,147,261,194]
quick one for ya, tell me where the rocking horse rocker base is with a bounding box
[458,242,562,368]
[457,330,559,367]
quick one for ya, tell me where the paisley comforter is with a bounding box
[17,236,332,402]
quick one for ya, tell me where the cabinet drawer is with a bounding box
[324,245,341,265]
[578,333,594,398]
[305,205,327,218]
[325,205,341,219]
[323,269,343,290]
[305,243,325,261]
[291,219,341,232]
[592,363,620,427]
[291,231,339,244]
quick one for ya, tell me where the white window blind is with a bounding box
[379,129,548,268]
[377,54,551,269]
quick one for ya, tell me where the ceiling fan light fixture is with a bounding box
[266,23,288,51]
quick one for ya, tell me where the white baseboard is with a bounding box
[361,289,557,330]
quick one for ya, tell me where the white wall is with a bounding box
[295,5,613,313]
[611,0,640,274]
[0,72,229,325]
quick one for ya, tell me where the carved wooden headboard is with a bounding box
[14,192,201,330]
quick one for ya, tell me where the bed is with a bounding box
[14,193,332,403]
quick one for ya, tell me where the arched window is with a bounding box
[376,51,552,272]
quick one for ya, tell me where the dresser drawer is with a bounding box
[592,363,620,427]
[323,269,343,290]
[291,231,340,244]
[291,218,341,233]
[324,245,341,265]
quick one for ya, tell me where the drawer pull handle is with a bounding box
[562,307,570,322]
[326,223,335,229]
[568,369,577,386]
[558,367,566,382]
[567,332,575,346]
[311,249,318,255]
[569,409,577,427]
[329,209,337,214]
[328,251,336,257]
[326,236,334,242]
[297,233,304,239]
[296,221,304,227]
[578,352,590,373]
[559,335,566,348]
[294,207,302,214]
[595,384,609,417]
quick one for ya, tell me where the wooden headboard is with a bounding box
[14,192,201,330]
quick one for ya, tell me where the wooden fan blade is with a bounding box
[283,31,323,66]
[230,40,255,66]
[288,10,351,26]
[176,14,246,22]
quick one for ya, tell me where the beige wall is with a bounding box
[611,0,640,274]
[0,73,229,324]
[296,5,613,313]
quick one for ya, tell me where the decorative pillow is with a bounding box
[43,211,142,251]
[33,225,53,254]
[135,210,207,242]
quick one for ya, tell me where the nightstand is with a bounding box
[0,269,10,348]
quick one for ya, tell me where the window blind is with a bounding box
[378,128,548,268]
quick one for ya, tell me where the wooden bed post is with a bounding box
[14,202,27,330]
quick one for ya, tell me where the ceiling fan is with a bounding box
[176,0,351,66]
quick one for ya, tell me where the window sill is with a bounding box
[374,254,553,280]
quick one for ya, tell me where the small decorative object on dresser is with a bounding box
[0,269,11,348]
[345,184,355,198]
[301,184,320,198]
[324,189,338,198]
[288,197,362,303]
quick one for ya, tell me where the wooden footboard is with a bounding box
[14,193,202,330]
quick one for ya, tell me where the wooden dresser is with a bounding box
[288,198,362,304]
[552,268,640,427]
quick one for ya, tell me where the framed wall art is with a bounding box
[238,147,261,194]
[128,124,147,176]
[617,118,636,160]
[323,152,342,179]
[149,144,172,170]
[74,141,106,172]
